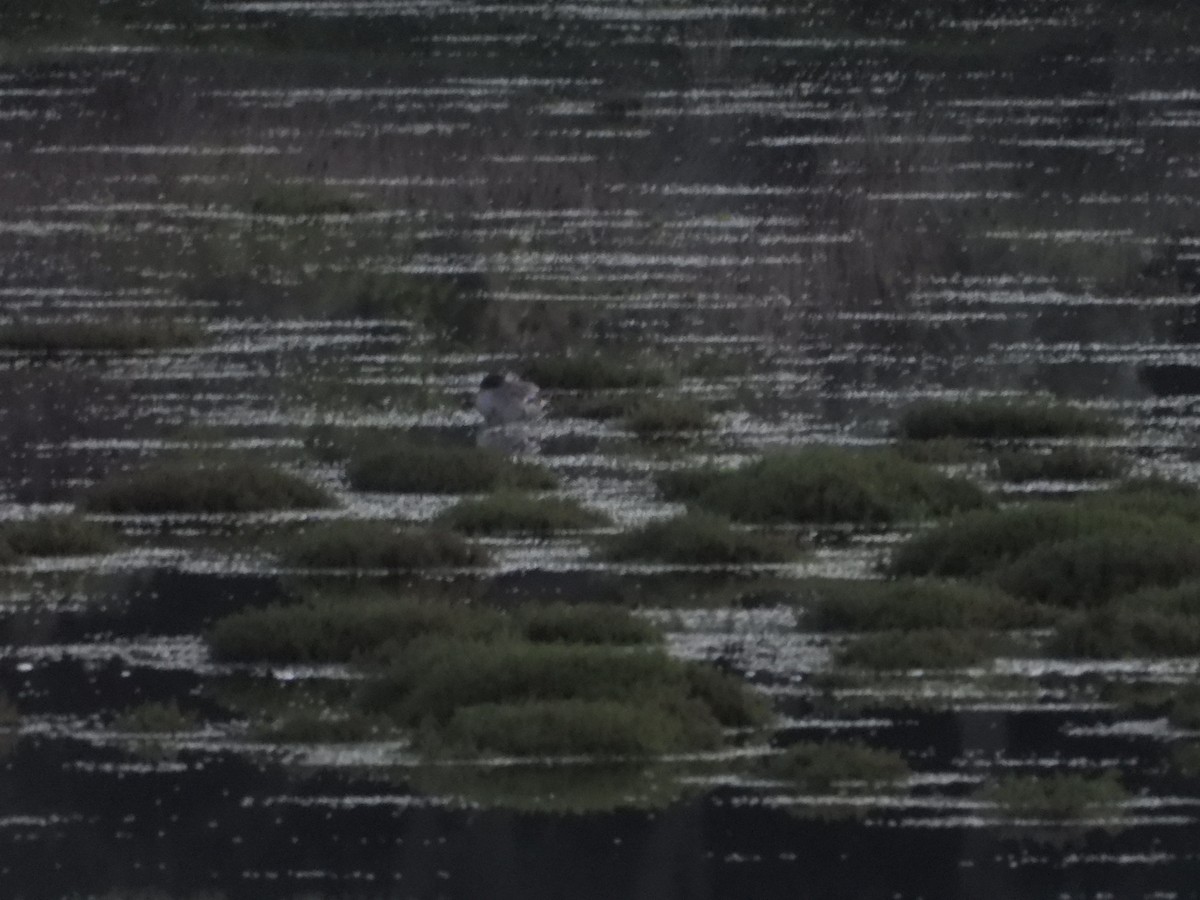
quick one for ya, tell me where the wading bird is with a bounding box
[474,372,545,427]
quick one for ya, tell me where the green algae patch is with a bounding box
[659,448,990,525]
[279,521,487,571]
[348,441,557,493]
[436,492,609,535]
[897,398,1121,440]
[84,461,334,513]
[769,741,909,793]
[976,772,1128,820]
[607,512,800,565]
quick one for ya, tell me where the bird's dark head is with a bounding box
[479,372,506,390]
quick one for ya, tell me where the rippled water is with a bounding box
[4,2,1200,897]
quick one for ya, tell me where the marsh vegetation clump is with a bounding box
[624,397,712,440]
[251,709,386,744]
[888,486,1200,583]
[247,182,368,217]
[347,440,557,493]
[1,514,116,556]
[84,461,334,513]
[112,700,199,734]
[0,319,206,352]
[836,628,1009,670]
[436,492,609,535]
[279,521,488,571]
[896,398,1122,441]
[1048,608,1200,659]
[606,512,800,565]
[659,448,990,525]
[993,529,1200,608]
[800,579,1048,632]
[208,596,659,663]
[521,355,673,391]
[976,772,1128,820]
[360,639,767,756]
[991,446,1130,482]
[515,602,661,646]
[768,741,910,792]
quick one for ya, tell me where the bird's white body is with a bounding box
[474,373,545,427]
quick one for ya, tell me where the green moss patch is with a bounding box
[607,512,800,565]
[348,441,556,493]
[84,461,333,513]
[436,492,608,535]
[659,448,990,525]
[897,398,1121,440]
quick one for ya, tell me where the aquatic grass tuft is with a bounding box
[515,602,661,646]
[247,181,368,217]
[800,579,1049,631]
[348,440,557,493]
[993,529,1200,608]
[521,355,673,391]
[436,492,608,535]
[991,446,1129,482]
[84,461,333,513]
[112,701,198,734]
[836,628,1008,670]
[208,597,506,663]
[606,512,800,565]
[433,698,722,757]
[359,638,768,756]
[1,515,116,556]
[1048,608,1200,658]
[976,772,1128,820]
[0,319,205,352]
[279,521,487,570]
[624,397,711,439]
[769,741,909,792]
[896,398,1121,440]
[659,448,990,524]
[251,709,387,744]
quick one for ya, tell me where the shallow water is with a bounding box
[4,2,1200,897]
